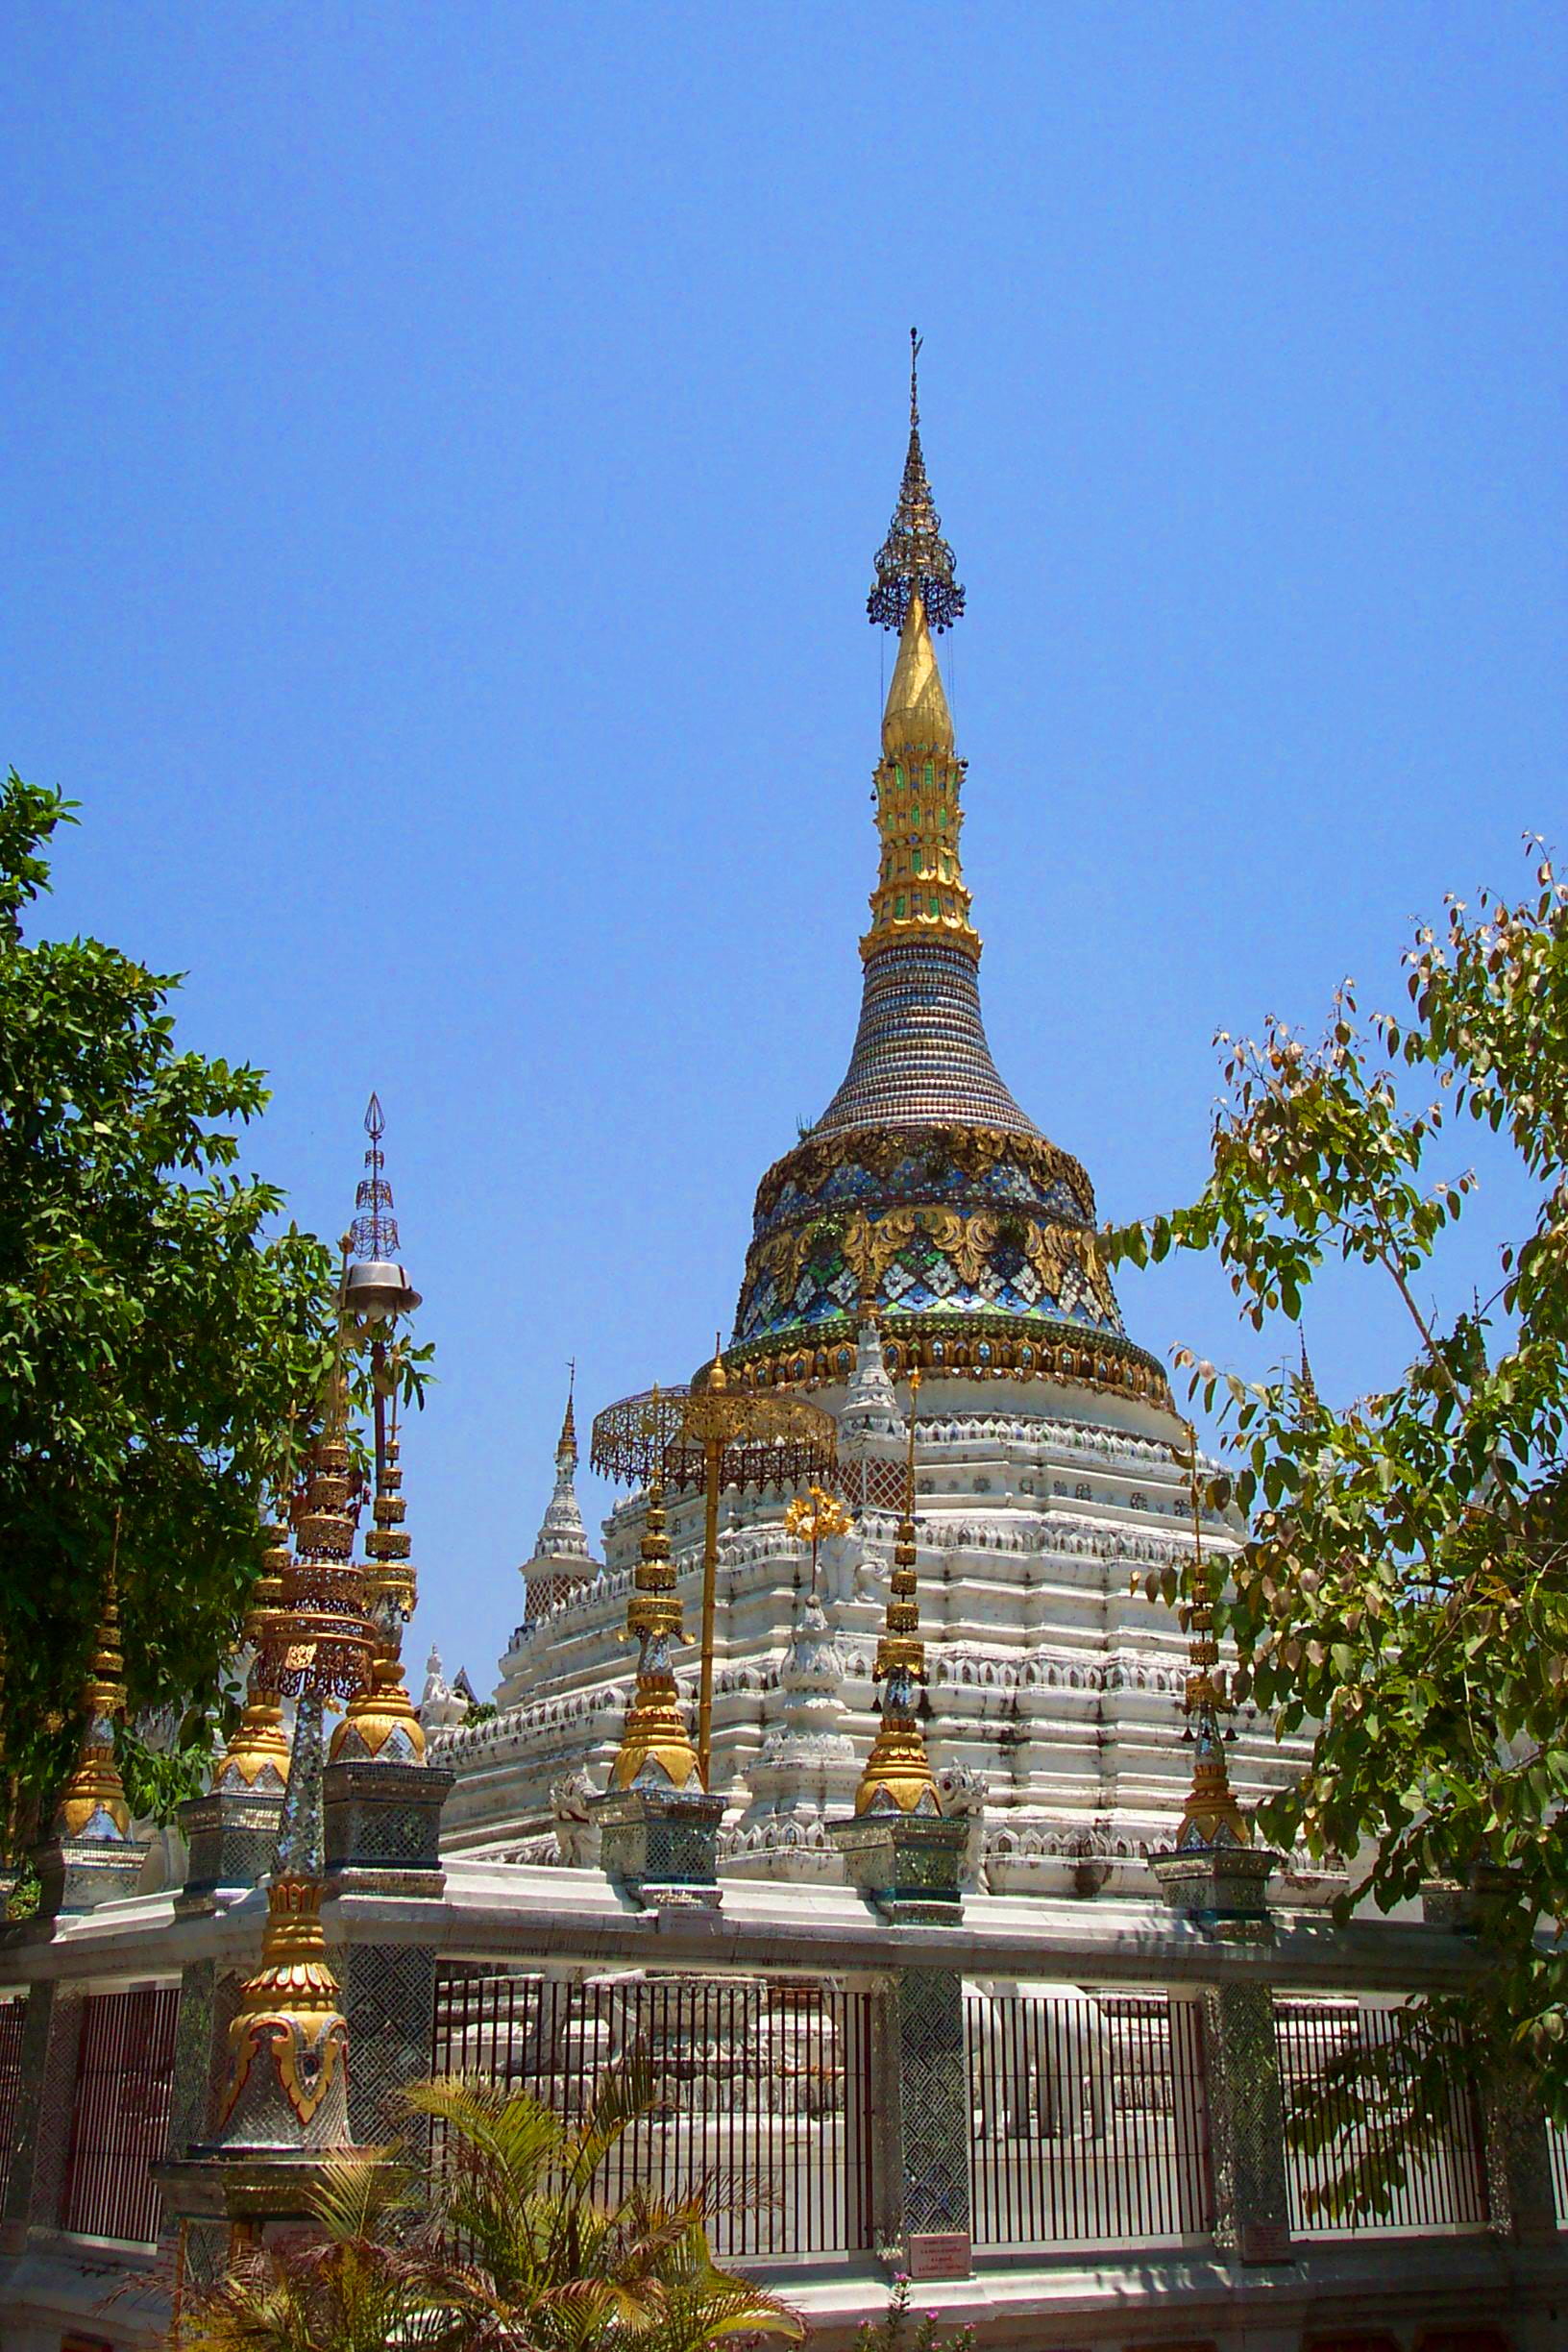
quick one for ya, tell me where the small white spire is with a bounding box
[837,1311,906,1459]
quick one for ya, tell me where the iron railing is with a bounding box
[1550,2124,1568,2228]
[431,1965,874,2262]
[1274,1997,1487,2236]
[61,1985,180,2244]
[0,1993,26,2210]
[967,1988,1213,2250]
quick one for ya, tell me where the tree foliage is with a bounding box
[0,769,341,1831]
[1107,845,1568,2171]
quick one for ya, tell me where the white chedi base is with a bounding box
[435,1367,1314,1899]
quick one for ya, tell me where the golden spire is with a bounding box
[881,592,954,758]
[1175,1421,1248,1850]
[331,1395,426,1766]
[558,1362,577,1465]
[608,1455,702,1794]
[214,1503,292,1793]
[862,373,979,968]
[53,1538,135,1843]
[854,1369,941,1816]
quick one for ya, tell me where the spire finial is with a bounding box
[351,1093,399,1264]
[868,331,965,637]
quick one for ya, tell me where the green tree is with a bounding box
[1107,846,1568,2193]
[181,2066,802,2352]
[0,770,341,1835]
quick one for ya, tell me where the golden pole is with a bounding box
[697,1436,723,1789]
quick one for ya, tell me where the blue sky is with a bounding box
[5,4,1564,1691]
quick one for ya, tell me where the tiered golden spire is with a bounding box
[863,593,978,962]
[331,1398,426,1765]
[53,1543,135,1843]
[854,1370,941,1816]
[609,1435,702,1793]
[214,1502,293,1793]
[1175,1421,1248,1850]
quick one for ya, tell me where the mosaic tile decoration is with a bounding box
[817,940,1040,1139]
[724,930,1160,1384]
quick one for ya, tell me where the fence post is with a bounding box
[870,1966,971,2281]
[0,1980,83,2251]
[1199,1980,1293,2263]
[324,1758,454,2142]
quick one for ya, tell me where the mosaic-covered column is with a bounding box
[870,1966,972,2279]
[0,1982,82,2250]
[1199,1981,1293,2263]
[1481,2062,1559,2246]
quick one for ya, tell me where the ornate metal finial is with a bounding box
[345,1095,420,1333]
[854,1367,941,1816]
[53,1520,135,1844]
[351,1091,397,1262]
[867,329,966,637]
[1175,1421,1248,1850]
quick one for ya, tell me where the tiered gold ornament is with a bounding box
[213,1510,292,1795]
[53,1557,135,1843]
[609,1445,701,1795]
[854,1369,942,1817]
[331,1411,425,1765]
[1174,1421,1248,1851]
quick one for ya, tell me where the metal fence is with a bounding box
[0,1994,26,2210]
[1274,1997,1487,2237]
[967,1988,1213,2251]
[1550,2124,1568,2229]
[61,1985,180,2244]
[431,1965,874,2262]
